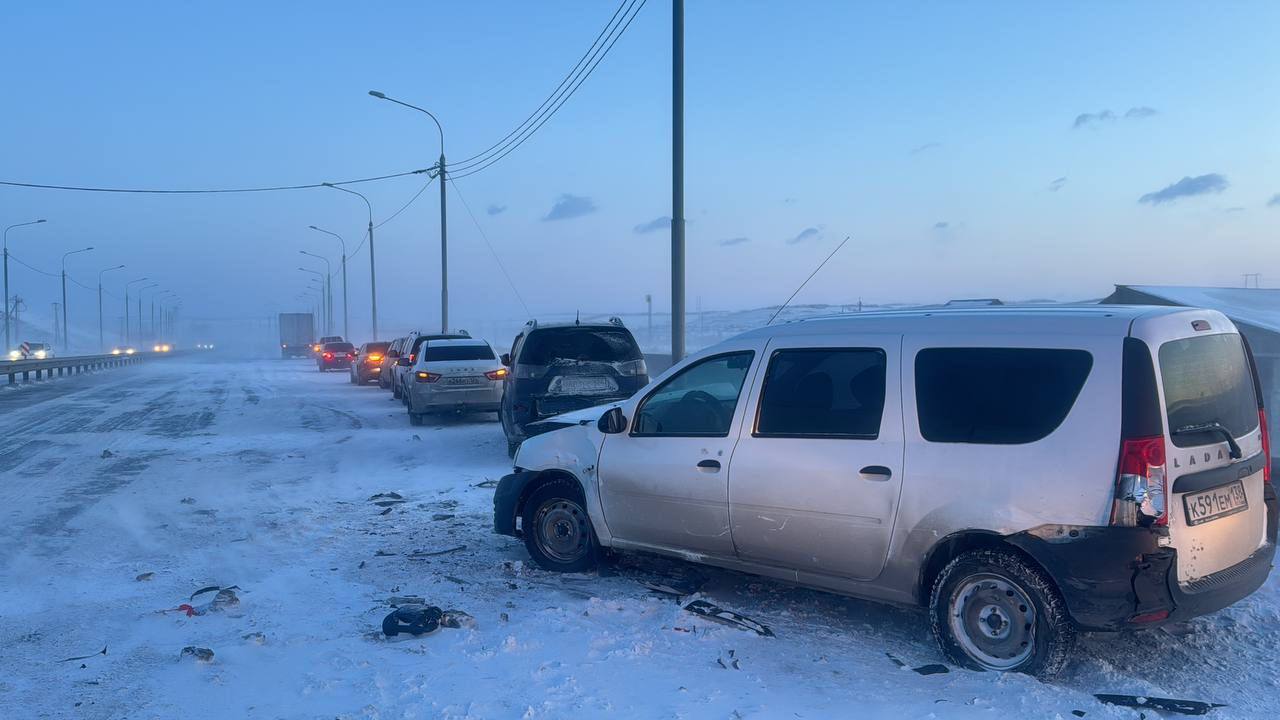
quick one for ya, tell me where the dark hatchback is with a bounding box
[499,319,648,456]
[350,341,391,384]
[317,341,355,371]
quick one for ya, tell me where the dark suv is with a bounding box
[499,318,648,456]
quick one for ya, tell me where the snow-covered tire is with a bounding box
[929,548,1075,678]
[521,479,597,573]
[392,382,402,399]
[409,412,425,426]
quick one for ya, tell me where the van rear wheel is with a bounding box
[522,480,597,573]
[929,548,1074,677]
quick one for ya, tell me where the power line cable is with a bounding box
[449,178,531,317]
[0,168,429,194]
[373,176,435,230]
[448,0,632,168]
[447,0,648,179]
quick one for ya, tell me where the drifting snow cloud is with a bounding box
[542,194,597,221]
[933,221,949,230]
[719,236,750,246]
[1125,106,1158,119]
[633,216,671,234]
[486,204,507,216]
[787,227,822,245]
[910,142,941,155]
[1138,174,1228,205]
[1073,107,1158,129]
[1048,176,1067,192]
[1267,194,1280,208]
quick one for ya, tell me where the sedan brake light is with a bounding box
[323,352,334,360]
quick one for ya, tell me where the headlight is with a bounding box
[7,351,18,360]
[112,349,122,355]
[34,350,47,359]
[126,348,136,355]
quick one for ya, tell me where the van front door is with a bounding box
[597,349,757,557]
[728,335,904,580]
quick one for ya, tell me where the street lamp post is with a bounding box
[153,290,174,339]
[322,183,377,340]
[137,284,158,343]
[301,270,327,332]
[60,246,94,352]
[299,251,332,336]
[98,264,124,352]
[308,226,348,339]
[124,277,148,345]
[369,90,449,333]
[3,218,47,349]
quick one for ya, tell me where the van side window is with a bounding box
[633,352,754,437]
[915,348,1092,444]
[755,348,886,438]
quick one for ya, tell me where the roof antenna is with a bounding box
[767,235,852,325]
[575,310,580,325]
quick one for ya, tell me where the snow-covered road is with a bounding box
[2,357,1278,719]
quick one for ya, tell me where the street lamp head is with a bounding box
[36,219,46,224]
[369,90,386,99]
[308,225,318,230]
[321,182,334,187]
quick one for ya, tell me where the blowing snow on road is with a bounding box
[2,357,1278,718]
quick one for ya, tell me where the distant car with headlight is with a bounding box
[152,342,172,353]
[110,346,138,356]
[350,341,391,384]
[8,342,54,360]
[195,343,215,350]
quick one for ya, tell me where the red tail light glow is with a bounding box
[323,352,334,360]
[485,368,509,380]
[415,371,441,383]
[367,354,383,363]
[1112,435,1168,527]
[408,353,416,362]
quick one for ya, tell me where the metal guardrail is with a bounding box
[2,352,153,384]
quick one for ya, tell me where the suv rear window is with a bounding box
[519,328,641,365]
[324,342,354,352]
[915,348,1093,444]
[423,344,495,362]
[1159,334,1258,447]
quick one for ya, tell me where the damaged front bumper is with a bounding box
[1009,484,1277,631]
[493,470,540,538]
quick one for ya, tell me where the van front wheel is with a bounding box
[929,548,1074,677]
[522,480,597,573]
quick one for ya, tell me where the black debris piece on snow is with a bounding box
[59,646,107,663]
[1094,694,1225,716]
[683,599,774,637]
[382,606,443,637]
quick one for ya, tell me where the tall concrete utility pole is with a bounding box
[671,0,686,362]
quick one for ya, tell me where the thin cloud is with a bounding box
[1125,106,1158,119]
[1073,106,1157,129]
[1223,207,1246,214]
[783,197,798,205]
[910,142,941,155]
[787,227,822,245]
[486,204,507,216]
[633,216,670,234]
[542,194,597,221]
[1073,110,1116,129]
[719,236,750,246]
[1138,174,1228,205]
[933,221,949,230]
[1048,176,1067,192]
[1268,194,1280,208]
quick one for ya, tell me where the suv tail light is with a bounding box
[415,371,440,383]
[617,358,647,377]
[1111,436,1168,527]
[1261,409,1272,484]
[408,353,416,363]
[485,368,508,380]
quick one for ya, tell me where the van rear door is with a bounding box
[1134,310,1269,584]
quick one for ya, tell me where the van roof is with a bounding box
[734,304,1224,340]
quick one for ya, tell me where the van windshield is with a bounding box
[520,328,642,365]
[1159,334,1258,447]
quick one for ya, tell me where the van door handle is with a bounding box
[859,465,892,480]
[696,459,721,472]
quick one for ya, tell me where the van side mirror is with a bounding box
[597,406,627,434]
[500,353,511,367]
[397,357,412,367]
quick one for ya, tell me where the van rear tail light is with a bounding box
[1261,409,1272,484]
[1111,436,1168,527]
[416,371,440,383]
[485,368,508,380]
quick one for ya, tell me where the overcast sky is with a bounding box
[2,1,1278,343]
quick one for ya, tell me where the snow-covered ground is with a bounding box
[2,357,1278,719]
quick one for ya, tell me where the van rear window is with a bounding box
[1159,334,1257,447]
[915,348,1093,444]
